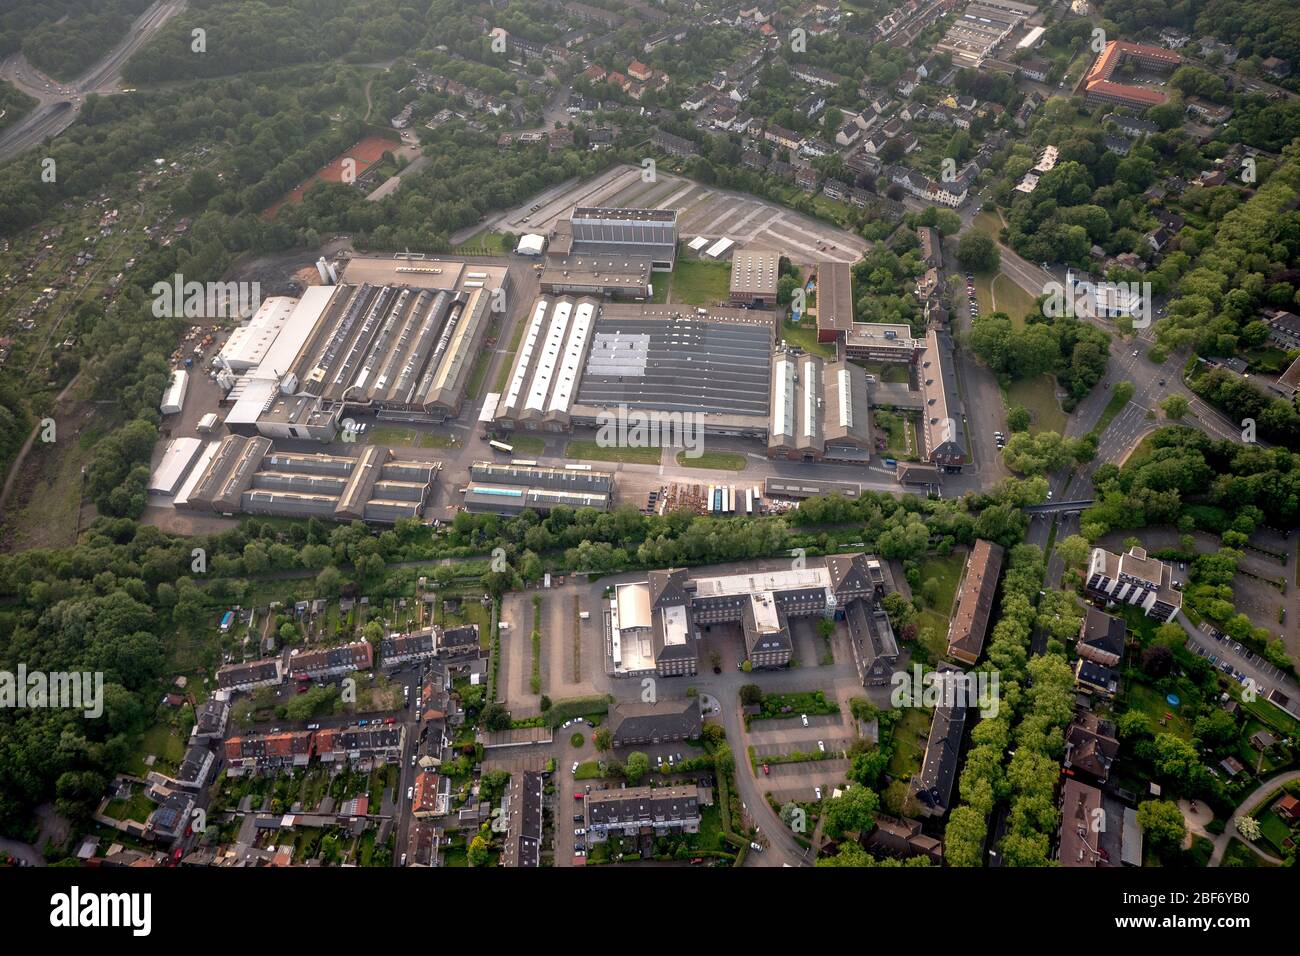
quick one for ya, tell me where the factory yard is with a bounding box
[498,164,868,265]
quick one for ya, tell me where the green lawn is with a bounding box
[676,450,746,470]
[855,361,911,384]
[665,259,731,306]
[1004,374,1067,435]
[104,790,156,824]
[914,550,966,663]
[510,435,546,455]
[564,440,662,465]
[887,707,932,780]
[1253,810,1294,855]
[367,425,460,449]
[1123,683,1195,741]
[778,319,837,358]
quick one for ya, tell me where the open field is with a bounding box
[564,440,662,465]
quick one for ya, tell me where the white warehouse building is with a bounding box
[161,369,189,416]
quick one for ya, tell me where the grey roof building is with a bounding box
[609,697,703,747]
[585,784,701,841]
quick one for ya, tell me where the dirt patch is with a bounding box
[262,135,401,218]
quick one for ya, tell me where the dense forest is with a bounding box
[1155,144,1300,356]
[0,80,36,134]
[121,0,427,85]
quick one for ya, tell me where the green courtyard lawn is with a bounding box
[367,425,460,449]
[887,706,932,781]
[104,789,156,824]
[779,318,838,358]
[914,550,966,663]
[676,450,746,471]
[855,361,911,384]
[564,440,662,465]
[665,259,731,306]
[127,722,188,777]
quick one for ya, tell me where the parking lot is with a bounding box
[1186,625,1300,717]
[498,163,869,264]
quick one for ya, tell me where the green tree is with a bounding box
[1136,799,1186,852]
[625,751,650,786]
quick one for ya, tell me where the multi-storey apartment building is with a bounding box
[1085,546,1182,622]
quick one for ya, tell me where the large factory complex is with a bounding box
[492,205,965,469]
[149,204,966,527]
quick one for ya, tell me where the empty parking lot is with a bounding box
[499,164,868,264]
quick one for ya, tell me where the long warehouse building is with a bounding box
[176,434,440,523]
[221,257,512,440]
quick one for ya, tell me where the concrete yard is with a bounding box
[498,164,868,265]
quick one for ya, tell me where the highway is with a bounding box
[0,0,187,163]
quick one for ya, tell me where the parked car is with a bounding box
[801,714,809,727]
[762,763,770,775]
[574,828,585,836]
[750,842,763,852]
[815,786,823,800]
[571,761,579,775]
[406,786,414,800]
[818,740,826,753]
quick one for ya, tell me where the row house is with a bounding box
[289,640,373,680]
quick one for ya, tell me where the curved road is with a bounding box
[0,0,187,162]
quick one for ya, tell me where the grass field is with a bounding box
[915,550,965,663]
[510,435,546,455]
[367,425,460,449]
[666,259,732,306]
[1005,374,1067,435]
[676,450,746,470]
[564,440,662,465]
[778,319,837,358]
[887,707,932,781]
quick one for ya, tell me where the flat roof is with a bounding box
[730,248,780,297]
[574,304,774,419]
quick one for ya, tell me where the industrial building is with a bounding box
[462,459,614,515]
[728,247,780,306]
[545,207,677,272]
[148,438,205,496]
[218,257,512,440]
[767,348,873,462]
[160,369,188,416]
[1085,545,1183,621]
[175,434,440,524]
[539,255,653,299]
[841,322,923,363]
[607,554,883,677]
[493,296,775,437]
[814,262,855,343]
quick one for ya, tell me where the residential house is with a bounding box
[1063,709,1121,784]
[585,785,701,842]
[1074,659,1120,699]
[608,697,702,747]
[1077,607,1125,667]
